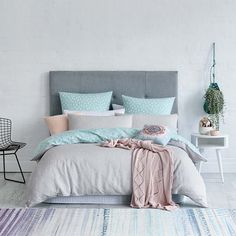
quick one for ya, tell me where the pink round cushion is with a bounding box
[136,125,172,146]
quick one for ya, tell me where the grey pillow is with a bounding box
[132,114,178,131]
[68,114,133,130]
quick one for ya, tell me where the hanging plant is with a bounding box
[204,86,224,130]
[203,43,225,130]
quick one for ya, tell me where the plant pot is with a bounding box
[203,83,224,119]
[210,130,220,136]
[199,126,213,135]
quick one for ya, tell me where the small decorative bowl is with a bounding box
[210,130,220,136]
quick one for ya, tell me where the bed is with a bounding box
[26,71,207,207]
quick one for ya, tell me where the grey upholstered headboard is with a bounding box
[49,71,178,115]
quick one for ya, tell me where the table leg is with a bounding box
[216,149,224,183]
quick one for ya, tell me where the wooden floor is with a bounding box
[0,173,235,208]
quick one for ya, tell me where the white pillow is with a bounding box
[68,114,133,130]
[132,114,178,131]
[113,108,125,114]
[112,104,124,110]
[64,109,125,116]
[64,110,115,116]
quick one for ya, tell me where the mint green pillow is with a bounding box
[122,95,175,115]
[59,91,112,112]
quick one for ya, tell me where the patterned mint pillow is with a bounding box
[122,95,175,115]
[59,91,112,112]
[136,125,171,146]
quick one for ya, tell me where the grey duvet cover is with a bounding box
[26,144,207,207]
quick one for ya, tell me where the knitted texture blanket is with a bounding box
[102,139,178,210]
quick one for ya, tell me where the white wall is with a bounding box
[0,0,236,172]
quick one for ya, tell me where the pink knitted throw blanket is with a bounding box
[102,139,178,210]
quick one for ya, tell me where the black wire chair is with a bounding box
[0,118,26,184]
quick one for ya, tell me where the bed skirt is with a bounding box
[44,194,184,205]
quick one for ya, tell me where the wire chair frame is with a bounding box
[0,118,12,149]
[0,117,26,184]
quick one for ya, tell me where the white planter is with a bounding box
[210,130,220,136]
[199,126,213,135]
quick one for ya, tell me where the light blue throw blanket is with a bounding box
[33,128,206,163]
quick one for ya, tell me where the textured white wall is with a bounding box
[0,0,235,172]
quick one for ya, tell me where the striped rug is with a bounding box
[0,208,235,236]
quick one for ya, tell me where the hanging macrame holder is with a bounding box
[204,43,221,113]
[209,42,219,89]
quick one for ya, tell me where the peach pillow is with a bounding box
[44,115,68,135]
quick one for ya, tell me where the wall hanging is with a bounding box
[203,43,225,132]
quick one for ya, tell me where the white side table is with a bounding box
[191,133,229,183]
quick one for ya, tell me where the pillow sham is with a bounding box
[64,109,125,116]
[68,114,133,130]
[135,125,172,146]
[44,115,68,135]
[112,104,125,114]
[132,114,178,131]
[122,95,175,115]
[59,91,112,112]
[64,110,115,116]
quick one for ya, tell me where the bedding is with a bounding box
[122,95,175,115]
[102,139,177,210]
[44,114,68,135]
[27,128,207,207]
[132,114,178,131]
[68,114,133,130]
[45,109,125,135]
[64,109,125,115]
[45,114,178,136]
[135,125,172,146]
[59,91,112,111]
[112,104,125,110]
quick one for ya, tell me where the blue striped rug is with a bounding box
[0,208,235,236]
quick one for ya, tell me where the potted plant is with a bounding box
[199,117,213,135]
[203,43,225,133]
